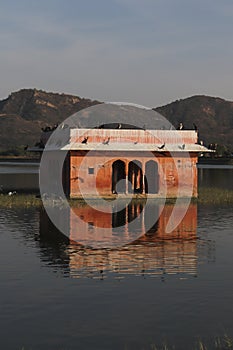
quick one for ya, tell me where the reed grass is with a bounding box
[1,187,233,208]
[124,334,233,349]
[19,334,233,350]
[158,334,233,349]
[198,187,233,205]
[0,194,41,208]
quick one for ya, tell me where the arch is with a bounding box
[112,160,126,193]
[128,160,143,194]
[145,160,159,194]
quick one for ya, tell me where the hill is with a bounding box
[154,95,233,154]
[0,90,232,155]
[0,89,100,155]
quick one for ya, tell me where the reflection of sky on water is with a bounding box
[0,162,39,174]
[1,203,233,349]
[0,163,39,192]
[0,201,220,280]
[198,167,233,190]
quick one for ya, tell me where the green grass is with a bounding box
[1,187,233,208]
[0,194,41,208]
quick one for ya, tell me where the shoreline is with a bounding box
[0,156,40,163]
[1,187,233,208]
[198,157,233,166]
[0,155,233,164]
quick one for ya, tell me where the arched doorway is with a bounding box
[145,160,159,194]
[128,160,143,194]
[112,160,126,193]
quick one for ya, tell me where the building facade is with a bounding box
[53,128,210,198]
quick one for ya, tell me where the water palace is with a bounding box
[33,115,211,199]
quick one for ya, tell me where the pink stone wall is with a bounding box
[70,151,198,198]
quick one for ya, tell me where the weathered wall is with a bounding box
[69,129,198,198]
[70,129,198,145]
[69,151,198,198]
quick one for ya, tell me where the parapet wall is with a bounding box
[70,129,198,145]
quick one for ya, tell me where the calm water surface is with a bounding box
[198,164,233,190]
[0,162,39,192]
[0,165,233,349]
[0,162,233,192]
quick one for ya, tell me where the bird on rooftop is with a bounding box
[158,143,165,149]
[41,126,51,132]
[178,144,185,149]
[61,123,69,129]
[177,122,184,130]
[81,137,89,144]
[193,123,198,132]
[103,137,110,145]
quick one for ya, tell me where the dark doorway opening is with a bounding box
[112,206,126,230]
[144,202,159,235]
[112,160,126,193]
[128,160,143,194]
[145,161,159,194]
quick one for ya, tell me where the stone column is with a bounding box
[142,161,146,194]
[125,160,128,194]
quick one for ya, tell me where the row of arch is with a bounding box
[112,160,159,194]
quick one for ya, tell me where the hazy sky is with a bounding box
[1,0,233,107]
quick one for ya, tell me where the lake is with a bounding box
[0,161,233,192]
[0,162,39,193]
[0,164,233,349]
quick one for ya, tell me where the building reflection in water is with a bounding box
[40,201,198,279]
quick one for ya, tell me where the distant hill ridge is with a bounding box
[154,95,233,152]
[0,89,232,155]
[0,89,100,154]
